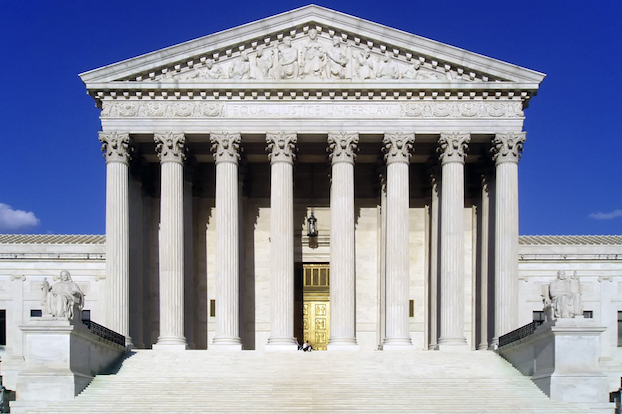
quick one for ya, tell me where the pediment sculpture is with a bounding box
[542,270,583,319]
[41,270,85,321]
[142,29,487,83]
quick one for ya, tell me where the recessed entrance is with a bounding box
[295,264,330,350]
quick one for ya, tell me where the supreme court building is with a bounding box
[73,4,546,353]
[5,7,622,410]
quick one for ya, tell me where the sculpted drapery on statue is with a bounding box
[41,271,85,320]
[277,37,299,79]
[543,271,583,319]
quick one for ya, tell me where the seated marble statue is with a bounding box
[543,270,582,319]
[41,270,85,320]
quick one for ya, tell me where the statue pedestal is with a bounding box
[10,317,127,414]
[501,318,612,413]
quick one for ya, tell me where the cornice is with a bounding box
[80,6,545,87]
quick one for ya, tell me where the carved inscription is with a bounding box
[100,101,523,119]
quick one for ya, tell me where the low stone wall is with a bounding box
[499,318,612,413]
[10,317,127,414]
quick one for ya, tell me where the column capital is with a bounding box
[99,131,131,164]
[266,132,297,164]
[328,132,359,164]
[210,132,241,164]
[155,132,186,164]
[438,132,470,165]
[383,133,414,164]
[491,132,526,164]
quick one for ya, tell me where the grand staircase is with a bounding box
[27,350,595,413]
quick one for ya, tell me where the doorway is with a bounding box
[295,264,330,350]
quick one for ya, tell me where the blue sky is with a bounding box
[1,1,621,235]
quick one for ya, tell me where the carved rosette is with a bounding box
[437,133,470,165]
[154,132,186,164]
[491,132,526,164]
[382,133,414,164]
[328,132,359,164]
[99,131,131,164]
[266,132,297,164]
[210,132,241,164]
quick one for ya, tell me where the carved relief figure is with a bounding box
[41,270,85,320]
[401,60,421,80]
[354,46,375,80]
[254,45,274,80]
[230,51,251,80]
[325,37,349,79]
[376,52,399,80]
[186,58,225,80]
[302,28,325,79]
[543,270,583,319]
[277,36,299,79]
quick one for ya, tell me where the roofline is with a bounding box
[80,5,545,85]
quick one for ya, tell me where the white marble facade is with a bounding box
[1,4,622,396]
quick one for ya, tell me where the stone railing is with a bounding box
[82,320,125,347]
[498,321,538,348]
[498,318,611,411]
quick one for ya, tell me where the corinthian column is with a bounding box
[438,132,470,350]
[382,133,414,350]
[210,132,242,350]
[491,132,525,345]
[477,163,493,350]
[266,132,297,350]
[99,132,132,347]
[327,132,359,350]
[153,132,187,349]
[427,160,441,350]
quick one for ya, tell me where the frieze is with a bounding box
[101,101,224,118]
[100,101,523,119]
[133,29,496,84]
[401,102,523,118]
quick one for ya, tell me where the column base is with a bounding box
[327,337,359,351]
[266,336,298,351]
[153,336,187,351]
[383,337,413,350]
[211,336,242,351]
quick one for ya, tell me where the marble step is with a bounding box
[25,350,595,414]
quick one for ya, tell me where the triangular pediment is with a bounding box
[80,5,544,89]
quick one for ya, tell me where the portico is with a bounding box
[80,5,544,351]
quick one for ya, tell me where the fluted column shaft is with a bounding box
[211,133,242,349]
[99,132,132,347]
[382,133,414,349]
[154,132,187,349]
[438,132,470,349]
[266,132,297,350]
[327,132,358,349]
[478,169,491,350]
[428,164,440,350]
[492,132,525,344]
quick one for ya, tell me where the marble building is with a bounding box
[78,4,544,353]
[2,5,622,402]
